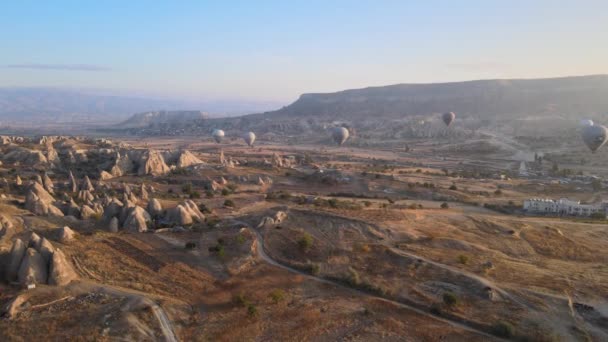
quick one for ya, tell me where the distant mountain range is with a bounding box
[0,87,284,126]
[254,75,608,122]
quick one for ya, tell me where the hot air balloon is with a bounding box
[243,132,256,147]
[581,124,608,153]
[212,129,225,143]
[332,127,349,146]
[442,112,456,127]
[579,119,594,128]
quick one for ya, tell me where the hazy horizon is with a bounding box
[2,1,608,104]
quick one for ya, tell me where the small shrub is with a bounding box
[198,203,211,213]
[236,234,246,244]
[233,293,249,306]
[430,304,442,315]
[221,188,230,196]
[190,191,201,199]
[224,199,235,207]
[298,233,313,251]
[363,201,372,207]
[247,304,258,317]
[205,190,214,198]
[347,267,361,286]
[457,255,469,265]
[309,262,320,275]
[269,289,286,304]
[185,242,196,250]
[494,189,502,196]
[443,292,459,307]
[492,321,514,338]
[182,183,193,194]
[449,184,458,190]
[440,202,449,209]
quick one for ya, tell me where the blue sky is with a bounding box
[1,1,607,103]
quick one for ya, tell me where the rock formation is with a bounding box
[48,248,78,286]
[138,149,170,176]
[6,239,26,282]
[57,226,76,243]
[176,150,203,168]
[123,206,151,233]
[80,175,94,192]
[147,198,163,218]
[17,248,48,286]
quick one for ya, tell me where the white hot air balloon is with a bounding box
[581,124,608,153]
[579,119,594,128]
[243,132,256,147]
[212,129,225,143]
[332,127,349,146]
[442,112,456,127]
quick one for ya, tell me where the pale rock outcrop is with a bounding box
[140,184,149,201]
[147,198,163,218]
[167,205,193,225]
[3,146,48,166]
[65,199,81,217]
[46,145,61,167]
[68,171,78,193]
[219,149,226,165]
[210,180,221,191]
[108,217,119,232]
[25,185,64,217]
[42,172,54,194]
[38,237,55,264]
[123,206,150,233]
[138,149,170,176]
[219,177,228,185]
[176,150,203,168]
[57,226,76,243]
[257,216,275,228]
[15,175,22,186]
[28,232,43,250]
[77,190,94,203]
[272,153,284,168]
[274,211,288,224]
[102,198,124,222]
[48,248,78,286]
[80,205,97,220]
[110,151,135,177]
[183,200,205,222]
[80,175,94,192]
[6,239,26,282]
[100,170,114,180]
[0,215,14,238]
[18,248,47,286]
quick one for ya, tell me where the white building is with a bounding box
[523,198,607,217]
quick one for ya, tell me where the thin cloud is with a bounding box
[6,64,111,71]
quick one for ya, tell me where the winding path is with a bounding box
[247,225,504,341]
